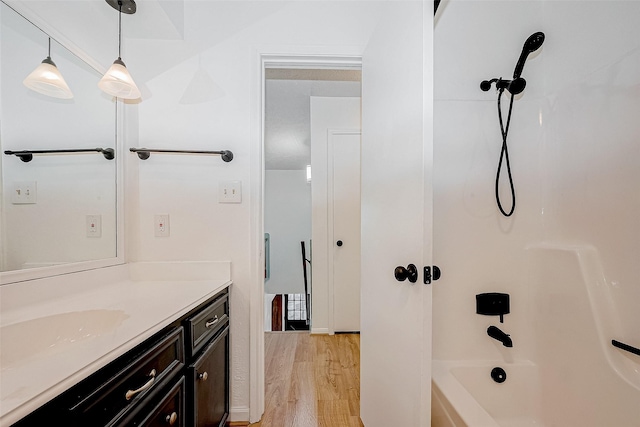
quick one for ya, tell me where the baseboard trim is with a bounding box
[311,327,329,335]
[230,406,250,424]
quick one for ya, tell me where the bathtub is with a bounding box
[431,360,542,427]
[431,243,640,427]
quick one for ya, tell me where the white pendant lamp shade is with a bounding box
[100,0,141,100]
[23,56,74,99]
[98,57,141,99]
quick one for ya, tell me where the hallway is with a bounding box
[250,332,363,427]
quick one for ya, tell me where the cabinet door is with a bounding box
[188,325,229,427]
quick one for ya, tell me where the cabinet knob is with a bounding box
[336,240,343,247]
[166,412,178,425]
[198,371,209,381]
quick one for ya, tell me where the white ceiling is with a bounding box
[265,69,361,170]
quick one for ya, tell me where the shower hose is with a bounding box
[495,87,516,217]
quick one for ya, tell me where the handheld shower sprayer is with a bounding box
[513,32,545,79]
[480,31,545,95]
[480,31,545,217]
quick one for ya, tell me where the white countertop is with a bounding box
[0,262,231,426]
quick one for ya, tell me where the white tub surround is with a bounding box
[0,261,231,426]
[432,360,541,427]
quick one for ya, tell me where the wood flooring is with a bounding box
[250,332,363,427]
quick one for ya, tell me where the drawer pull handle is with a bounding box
[205,316,219,328]
[198,371,209,381]
[125,369,156,400]
[166,412,178,425]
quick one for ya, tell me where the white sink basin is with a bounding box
[0,310,129,370]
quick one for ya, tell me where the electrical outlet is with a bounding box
[219,181,242,203]
[155,214,170,237]
[86,215,102,238]
[11,181,37,204]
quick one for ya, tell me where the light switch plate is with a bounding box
[219,181,242,203]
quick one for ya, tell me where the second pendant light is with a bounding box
[98,0,141,100]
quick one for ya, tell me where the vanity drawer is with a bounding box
[185,293,228,358]
[72,327,185,426]
[116,376,186,427]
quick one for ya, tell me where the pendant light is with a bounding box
[98,0,141,100]
[23,38,74,99]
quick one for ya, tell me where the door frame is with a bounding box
[327,129,362,334]
[250,53,362,423]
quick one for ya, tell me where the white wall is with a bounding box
[434,0,544,361]
[125,3,383,422]
[433,0,640,423]
[264,169,310,295]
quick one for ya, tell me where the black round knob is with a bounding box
[394,264,418,283]
[336,240,343,247]
[491,367,507,383]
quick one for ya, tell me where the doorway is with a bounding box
[263,67,362,334]
[251,53,370,424]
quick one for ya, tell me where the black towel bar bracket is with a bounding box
[129,148,233,162]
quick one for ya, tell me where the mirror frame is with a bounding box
[0,0,125,285]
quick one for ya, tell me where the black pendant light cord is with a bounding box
[118,1,122,59]
[495,87,516,217]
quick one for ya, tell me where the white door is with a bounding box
[310,97,361,334]
[360,2,433,427]
[329,130,361,332]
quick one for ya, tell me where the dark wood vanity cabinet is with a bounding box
[188,325,229,427]
[12,287,230,427]
[184,291,230,427]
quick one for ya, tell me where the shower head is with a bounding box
[480,31,544,95]
[524,32,546,52]
[513,32,545,79]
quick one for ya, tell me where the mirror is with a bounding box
[0,2,117,276]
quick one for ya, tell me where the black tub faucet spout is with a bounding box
[487,325,513,347]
